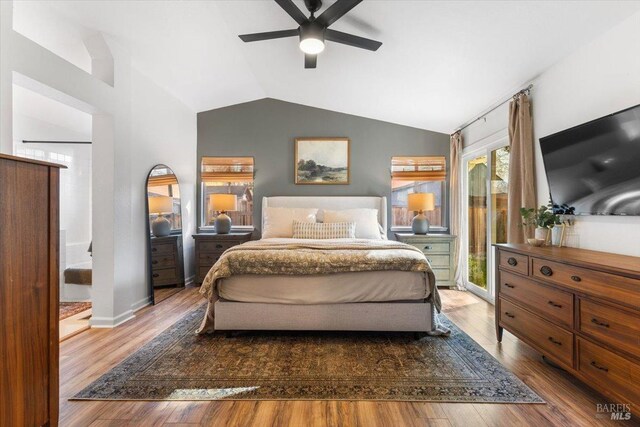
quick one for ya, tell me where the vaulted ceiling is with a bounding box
[13,1,640,133]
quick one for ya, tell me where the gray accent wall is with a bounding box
[197,98,450,237]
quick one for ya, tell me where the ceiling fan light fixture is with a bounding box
[299,37,324,54]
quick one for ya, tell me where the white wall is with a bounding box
[463,11,640,257]
[0,1,197,326]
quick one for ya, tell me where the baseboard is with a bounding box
[185,275,195,287]
[131,295,152,312]
[90,310,135,328]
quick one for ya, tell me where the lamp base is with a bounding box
[411,213,430,235]
[151,216,171,237]
[215,212,232,234]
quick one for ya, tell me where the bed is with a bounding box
[196,196,447,335]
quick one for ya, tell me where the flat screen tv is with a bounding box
[540,104,640,216]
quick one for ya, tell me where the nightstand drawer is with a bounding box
[199,252,222,266]
[409,242,450,254]
[151,253,176,269]
[152,267,180,286]
[151,243,174,255]
[200,240,240,252]
[424,254,450,268]
[432,268,451,282]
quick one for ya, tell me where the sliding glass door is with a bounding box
[462,137,510,300]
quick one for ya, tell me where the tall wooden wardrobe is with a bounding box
[1,154,64,427]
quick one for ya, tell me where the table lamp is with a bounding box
[148,196,173,237]
[210,194,237,234]
[408,193,435,235]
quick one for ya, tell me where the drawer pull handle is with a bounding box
[571,275,581,282]
[503,283,515,289]
[424,245,432,250]
[590,361,609,372]
[152,247,157,252]
[540,266,553,276]
[547,301,563,308]
[507,257,518,266]
[152,273,159,278]
[215,244,223,249]
[152,260,158,265]
[504,312,515,318]
[548,337,562,346]
[591,318,610,328]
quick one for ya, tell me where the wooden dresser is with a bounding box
[150,235,184,287]
[194,232,253,284]
[495,243,640,408]
[1,154,64,427]
[395,233,457,288]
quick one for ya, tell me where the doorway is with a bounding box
[462,135,510,301]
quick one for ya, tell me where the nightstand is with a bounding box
[150,235,184,288]
[394,233,457,288]
[193,232,253,284]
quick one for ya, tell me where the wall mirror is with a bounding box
[145,164,185,304]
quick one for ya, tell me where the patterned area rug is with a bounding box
[59,302,92,320]
[73,305,543,403]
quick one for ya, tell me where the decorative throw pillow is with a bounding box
[292,220,356,239]
[322,208,382,239]
[262,207,318,238]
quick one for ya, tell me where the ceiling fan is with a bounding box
[238,0,382,69]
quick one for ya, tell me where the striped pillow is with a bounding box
[292,220,356,239]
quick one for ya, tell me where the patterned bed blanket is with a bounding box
[199,238,441,312]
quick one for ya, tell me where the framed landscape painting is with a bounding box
[294,137,350,185]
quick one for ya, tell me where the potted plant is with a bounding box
[520,201,561,245]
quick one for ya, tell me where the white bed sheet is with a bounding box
[218,270,429,304]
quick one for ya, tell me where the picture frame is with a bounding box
[294,137,350,185]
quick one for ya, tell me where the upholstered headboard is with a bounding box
[262,196,387,232]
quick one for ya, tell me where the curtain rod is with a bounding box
[453,84,533,135]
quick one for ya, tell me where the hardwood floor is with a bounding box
[59,288,637,427]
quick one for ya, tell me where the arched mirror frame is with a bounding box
[145,164,185,305]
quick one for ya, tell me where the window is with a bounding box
[201,157,254,229]
[391,156,447,230]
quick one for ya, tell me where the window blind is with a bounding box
[391,156,446,181]
[201,157,254,182]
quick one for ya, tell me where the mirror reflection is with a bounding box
[146,165,185,304]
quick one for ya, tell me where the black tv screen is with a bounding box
[540,104,640,216]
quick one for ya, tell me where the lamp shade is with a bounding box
[148,196,173,214]
[210,193,237,212]
[407,193,435,212]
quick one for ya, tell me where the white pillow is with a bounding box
[323,208,382,240]
[293,220,356,239]
[262,207,318,238]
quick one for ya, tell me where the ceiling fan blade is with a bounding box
[274,0,308,25]
[239,29,299,43]
[325,29,382,51]
[305,54,317,69]
[316,0,362,27]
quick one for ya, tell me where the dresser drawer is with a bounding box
[151,242,174,255]
[200,240,242,253]
[424,254,450,268]
[151,253,176,269]
[152,267,179,286]
[579,298,640,358]
[199,252,222,266]
[577,337,640,405]
[498,250,528,276]
[500,271,573,328]
[500,298,574,368]
[531,258,640,308]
